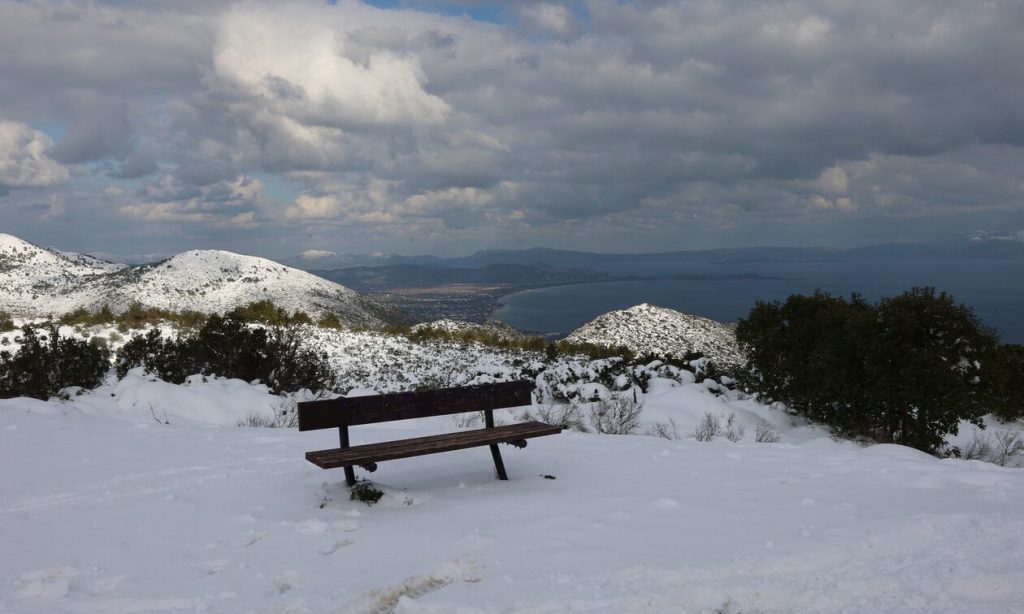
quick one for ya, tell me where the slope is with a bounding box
[565,303,745,367]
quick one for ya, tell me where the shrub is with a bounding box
[988,344,1024,422]
[59,305,116,326]
[318,313,344,329]
[692,412,721,442]
[526,401,588,432]
[350,480,384,505]
[227,300,312,326]
[588,392,644,434]
[115,316,335,394]
[754,421,781,443]
[737,288,998,453]
[0,311,13,333]
[692,412,744,442]
[0,324,111,400]
[960,428,1024,467]
[647,417,681,440]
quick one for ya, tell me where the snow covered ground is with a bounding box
[3,375,1024,613]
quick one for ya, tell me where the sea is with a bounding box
[490,258,1024,344]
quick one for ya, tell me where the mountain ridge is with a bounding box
[0,234,405,328]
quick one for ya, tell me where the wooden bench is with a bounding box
[298,380,562,486]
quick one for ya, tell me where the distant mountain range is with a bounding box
[287,233,1024,274]
[0,234,405,327]
[311,263,614,292]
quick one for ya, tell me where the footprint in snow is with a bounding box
[319,539,354,556]
[238,530,268,548]
[196,559,229,576]
[13,567,77,601]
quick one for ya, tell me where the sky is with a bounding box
[1,0,1023,262]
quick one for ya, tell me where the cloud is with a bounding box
[0,1,1022,256]
[284,194,345,220]
[0,121,70,188]
[212,4,450,129]
[517,3,576,36]
[120,175,263,226]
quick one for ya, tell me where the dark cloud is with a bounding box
[0,0,1022,258]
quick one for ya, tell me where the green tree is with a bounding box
[987,344,1024,422]
[0,324,110,400]
[737,287,999,453]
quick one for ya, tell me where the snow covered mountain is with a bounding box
[0,234,404,328]
[565,303,745,367]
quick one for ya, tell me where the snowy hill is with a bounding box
[565,303,745,367]
[0,234,404,328]
[0,233,127,315]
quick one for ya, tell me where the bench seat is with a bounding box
[306,421,561,469]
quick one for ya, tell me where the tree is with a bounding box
[866,288,996,452]
[737,287,999,453]
[0,324,110,400]
[984,344,1024,423]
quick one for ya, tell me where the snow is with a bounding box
[3,377,1024,612]
[566,303,745,368]
[0,233,399,327]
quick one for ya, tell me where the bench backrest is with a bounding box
[297,380,533,431]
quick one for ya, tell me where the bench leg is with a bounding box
[489,444,508,480]
[344,466,356,487]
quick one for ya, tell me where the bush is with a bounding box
[115,316,335,394]
[0,311,14,333]
[737,288,998,453]
[0,324,111,400]
[691,412,744,442]
[960,428,1024,467]
[988,344,1024,422]
[588,392,644,434]
[227,300,312,326]
[59,305,116,327]
[350,480,384,505]
[318,313,344,329]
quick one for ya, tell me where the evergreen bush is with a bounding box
[0,324,111,400]
[0,311,14,333]
[115,315,335,394]
[737,287,998,453]
[988,344,1024,422]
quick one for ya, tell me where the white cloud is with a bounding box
[212,4,449,130]
[405,187,495,214]
[120,175,263,225]
[285,194,344,219]
[812,164,850,195]
[518,3,575,36]
[0,121,69,188]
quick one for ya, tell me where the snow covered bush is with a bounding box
[0,324,110,400]
[647,418,681,440]
[692,412,744,442]
[960,429,1024,467]
[588,391,644,434]
[523,401,588,432]
[692,412,721,442]
[755,421,782,443]
[115,316,335,395]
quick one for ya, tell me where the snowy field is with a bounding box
[3,374,1024,613]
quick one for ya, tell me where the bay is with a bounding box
[490,259,1024,343]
